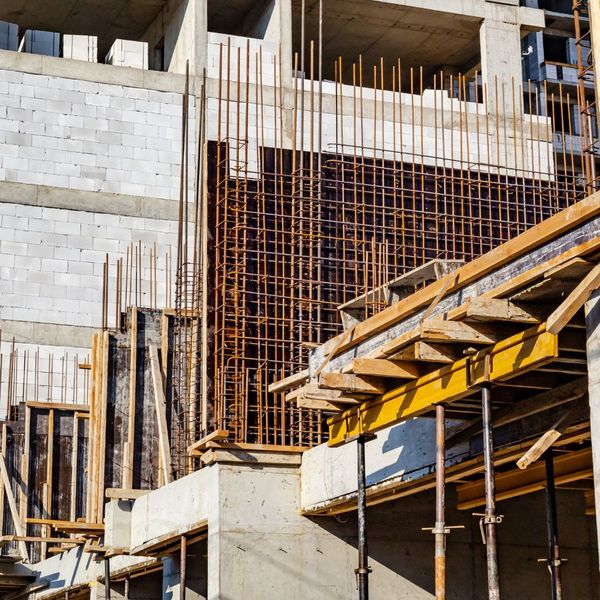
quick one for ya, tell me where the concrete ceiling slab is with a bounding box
[0,0,166,55]
[292,0,482,83]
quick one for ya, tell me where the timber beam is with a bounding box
[328,325,559,447]
[456,447,593,509]
[346,358,420,379]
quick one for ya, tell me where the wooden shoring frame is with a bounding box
[328,325,559,446]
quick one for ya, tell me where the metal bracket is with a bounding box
[354,566,373,589]
[473,512,503,545]
[537,557,567,568]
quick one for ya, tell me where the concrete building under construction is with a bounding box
[0,0,598,599]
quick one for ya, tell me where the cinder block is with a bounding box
[41,258,68,273]
[105,40,148,70]
[62,35,98,62]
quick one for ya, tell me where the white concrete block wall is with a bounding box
[0,68,195,200]
[0,341,90,418]
[204,35,554,180]
[0,202,177,328]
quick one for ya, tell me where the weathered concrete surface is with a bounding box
[129,467,213,552]
[29,550,154,599]
[24,449,598,599]
[300,417,469,513]
[586,287,600,558]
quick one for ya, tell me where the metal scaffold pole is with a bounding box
[480,380,501,600]
[434,404,447,599]
[356,434,375,600]
[544,450,564,600]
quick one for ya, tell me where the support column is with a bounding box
[263,0,293,88]
[585,288,600,556]
[480,18,523,117]
[544,450,563,600]
[481,381,501,600]
[356,434,375,600]
[434,404,446,600]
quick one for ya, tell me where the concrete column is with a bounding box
[263,0,293,88]
[480,18,523,116]
[585,288,600,558]
[161,0,207,76]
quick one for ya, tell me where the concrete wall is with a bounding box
[0,201,176,329]
[142,0,207,75]
[26,451,598,599]
[0,67,194,200]
[300,417,469,513]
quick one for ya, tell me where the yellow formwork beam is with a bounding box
[327,325,559,447]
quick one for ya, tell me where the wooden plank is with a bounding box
[70,415,79,523]
[97,331,109,523]
[516,430,562,470]
[457,448,593,510]
[148,345,172,484]
[328,326,559,446]
[187,430,229,456]
[268,369,310,394]
[25,518,104,533]
[0,454,28,561]
[315,198,600,368]
[445,377,588,446]
[18,406,29,534]
[318,373,386,395]
[123,307,137,489]
[392,342,457,363]
[44,408,55,560]
[547,263,600,334]
[0,425,5,537]
[105,488,150,500]
[420,320,502,344]
[287,383,369,403]
[463,298,541,323]
[296,397,345,412]
[349,359,420,379]
[85,334,96,523]
[0,535,85,545]
[25,401,90,412]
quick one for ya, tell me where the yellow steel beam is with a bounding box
[327,325,559,447]
[457,447,592,510]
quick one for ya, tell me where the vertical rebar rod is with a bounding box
[435,404,446,600]
[482,382,500,600]
[356,435,371,600]
[180,535,187,600]
[545,450,563,600]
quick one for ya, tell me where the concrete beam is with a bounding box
[0,49,193,94]
[0,320,94,348]
[0,181,180,221]
[480,17,524,115]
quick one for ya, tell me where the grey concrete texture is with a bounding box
[0,180,180,221]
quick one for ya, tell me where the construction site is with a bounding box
[0,0,598,598]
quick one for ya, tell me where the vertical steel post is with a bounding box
[104,558,111,600]
[545,450,563,600]
[356,434,372,600]
[180,535,188,600]
[435,404,446,599]
[481,382,501,600]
